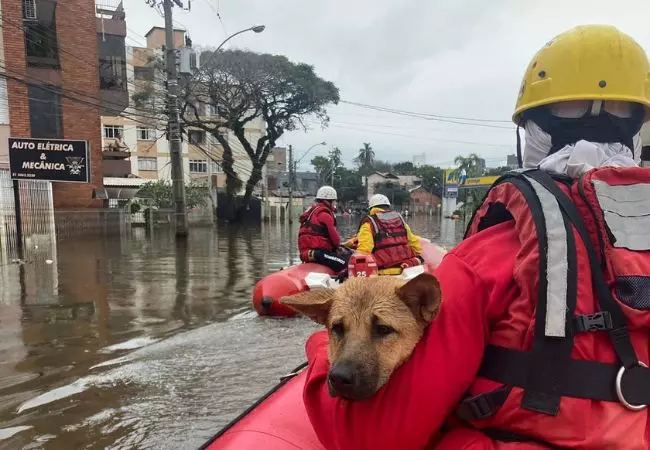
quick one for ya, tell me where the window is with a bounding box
[189,160,207,173]
[138,157,157,172]
[103,125,124,139]
[189,160,222,173]
[24,0,59,66]
[137,127,155,141]
[100,56,127,90]
[28,84,62,139]
[134,67,155,81]
[188,130,205,145]
[24,0,37,20]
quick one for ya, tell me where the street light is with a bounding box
[201,25,266,70]
[296,141,327,165]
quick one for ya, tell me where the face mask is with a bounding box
[522,103,645,157]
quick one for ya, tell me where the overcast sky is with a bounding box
[123,0,650,170]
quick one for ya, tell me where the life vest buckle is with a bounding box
[616,361,649,411]
[573,312,613,332]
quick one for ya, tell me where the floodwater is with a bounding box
[0,215,465,450]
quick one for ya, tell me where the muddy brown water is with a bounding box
[0,215,464,449]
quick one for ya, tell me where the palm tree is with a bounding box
[453,153,485,178]
[355,142,375,199]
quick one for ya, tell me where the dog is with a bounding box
[281,273,442,400]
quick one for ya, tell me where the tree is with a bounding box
[414,165,444,196]
[332,168,365,203]
[137,180,209,210]
[355,142,376,199]
[373,160,393,173]
[329,147,342,170]
[311,155,333,185]
[354,142,375,173]
[484,166,511,176]
[453,153,486,177]
[180,50,339,220]
[393,161,416,175]
[374,181,410,208]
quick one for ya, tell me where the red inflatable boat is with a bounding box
[253,240,447,317]
[200,363,321,450]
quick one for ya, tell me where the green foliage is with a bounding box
[130,202,141,214]
[374,181,410,207]
[484,166,512,176]
[136,180,209,210]
[414,165,444,195]
[454,153,486,177]
[333,168,365,203]
[393,161,416,175]
[354,142,375,174]
[182,50,340,219]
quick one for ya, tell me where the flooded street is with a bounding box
[0,216,464,450]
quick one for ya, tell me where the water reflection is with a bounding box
[0,215,464,449]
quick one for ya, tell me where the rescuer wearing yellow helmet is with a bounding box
[299,25,650,450]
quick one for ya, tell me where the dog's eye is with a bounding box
[331,322,345,337]
[374,324,395,338]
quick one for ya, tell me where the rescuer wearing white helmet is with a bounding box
[297,185,350,273]
[352,193,423,274]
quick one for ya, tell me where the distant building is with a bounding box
[408,186,441,214]
[412,153,426,167]
[365,172,422,201]
[507,154,519,169]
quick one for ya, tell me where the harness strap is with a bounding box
[458,169,648,426]
[526,170,639,370]
[478,344,650,404]
[502,175,578,415]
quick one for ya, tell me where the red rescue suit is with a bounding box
[298,203,339,262]
[359,210,418,269]
[302,167,650,449]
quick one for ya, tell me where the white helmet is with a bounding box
[316,185,337,201]
[369,194,390,209]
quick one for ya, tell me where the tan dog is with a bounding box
[281,273,442,400]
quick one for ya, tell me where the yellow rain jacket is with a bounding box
[345,207,422,275]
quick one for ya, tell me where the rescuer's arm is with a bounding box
[356,222,374,254]
[319,212,341,247]
[405,223,422,254]
[302,221,519,450]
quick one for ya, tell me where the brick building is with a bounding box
[0,0,128,208]
[408,185,441,214]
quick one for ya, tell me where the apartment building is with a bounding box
[0,0,130,208]
[101,26,266,195]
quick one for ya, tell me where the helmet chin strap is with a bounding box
[516,125,523,168]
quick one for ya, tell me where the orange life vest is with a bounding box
[360,210,417,269]
[456,168,650,448]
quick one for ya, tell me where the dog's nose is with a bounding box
[328,362,357,394]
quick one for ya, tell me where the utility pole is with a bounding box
[161,0,188,236]
[288,145,294,223]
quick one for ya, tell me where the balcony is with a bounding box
[96,1,126,37]
[102,159,131,177]
[97,1,128,114]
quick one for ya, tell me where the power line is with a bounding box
[340,100,514,129]
[308,120,513,149]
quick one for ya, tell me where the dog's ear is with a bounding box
[280,289,335,325]
[395,273,442,324]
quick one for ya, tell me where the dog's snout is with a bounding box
[329,362,356,387]
[328,361,357,395]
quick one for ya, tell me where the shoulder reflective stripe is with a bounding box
[527,177,569,338]
[376,211,401,221]
[367,216,379,234]
[592,180,650,251]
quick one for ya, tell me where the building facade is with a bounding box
[1,0,128,208]
[100,26,266,198]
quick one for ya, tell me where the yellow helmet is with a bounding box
[513,25,650,124]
